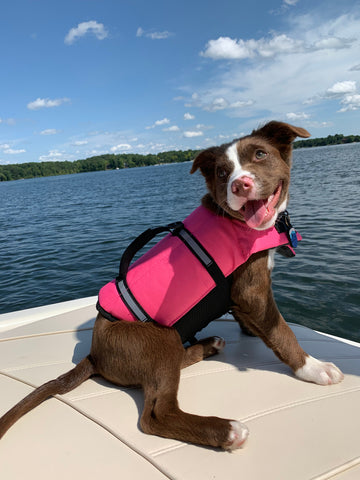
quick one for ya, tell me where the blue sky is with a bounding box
[1,0,360,165]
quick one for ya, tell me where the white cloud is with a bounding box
[184,131,203,138]
[283,0,299,5]
[187,95,253,112]
[286,112,310,121]
[326,80,356,96]
[201,37,254,60]
[148,142,167,151]
[0,144,25,154]
[111,144,132,152]
[305,80,359,112]
[306,121,333,129]
[155,118,170,126]
[39,150,64,161]
[136,27,172,40]
[230,100,254,109]
[27,97,70,110]
[257,34,305,57]
[338,94,360,112]
[313,37,352,50]
[196,124,213,130]
[184,112,195,120]
[65,21,108,45]
[200,31,354,60]
[0,118,15,125]
[218,132,244,140]
[150,32,171,40]
[40,129,60,135]
[4,148,26,154]
[146,118,170,129]
[73,140,88,146]
[205,98,229,111]
[163,125,180,132]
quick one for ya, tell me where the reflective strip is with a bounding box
[177,228,213,267]
[117,279,150,323]
[116,223,220,325]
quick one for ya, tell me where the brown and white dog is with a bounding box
[0,121,344,449]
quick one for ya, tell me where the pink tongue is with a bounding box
[243,199,267,229]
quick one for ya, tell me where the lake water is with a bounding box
[1,144,359,341]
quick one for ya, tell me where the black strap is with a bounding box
[118,222,183,281]
[116,221,228,323]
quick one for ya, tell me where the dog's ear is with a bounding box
[253,121,310,163]
[190,147,221,177]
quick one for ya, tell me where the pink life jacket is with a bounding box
[97,205,301,343]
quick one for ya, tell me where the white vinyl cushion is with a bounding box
[1,303,360,480]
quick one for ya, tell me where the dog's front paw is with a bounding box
[224,421,249,450]
[199,336,226,358]
[212,336,226,352]
[295,355,344,385]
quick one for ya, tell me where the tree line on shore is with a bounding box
[293,133,360,149]
[1,133,359,182]
[0,150,197,182]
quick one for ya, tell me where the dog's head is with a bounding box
[191,121,310,230]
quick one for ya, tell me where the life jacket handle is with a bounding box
[117,222,184,282]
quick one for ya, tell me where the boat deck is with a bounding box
[1,298,360,479]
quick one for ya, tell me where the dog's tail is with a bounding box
[0,355,96,439]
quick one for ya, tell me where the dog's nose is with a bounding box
[231,176,254,196]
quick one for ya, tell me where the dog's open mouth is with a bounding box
[240,183,282,229]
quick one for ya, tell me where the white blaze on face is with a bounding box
[225,142,255,211]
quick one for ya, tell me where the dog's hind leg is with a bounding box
[92,318,248,450]
[140,349,248,450]
[181,336,225,369]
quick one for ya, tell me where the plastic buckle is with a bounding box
[276,210,298,248]
[288,227,298,248]
[281,210,291,227]
[167,221,185,235]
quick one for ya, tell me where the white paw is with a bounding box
[225,421,249,450]
[295,355,344,385]
[213,336,226,352]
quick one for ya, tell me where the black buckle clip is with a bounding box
[276,210,298,248]
[167,221,185,236]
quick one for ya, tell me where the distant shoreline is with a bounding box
[1,134,359,182]
[293,133,360,149]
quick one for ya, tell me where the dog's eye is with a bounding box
[217,168,228,179]
[255,150,267,160]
